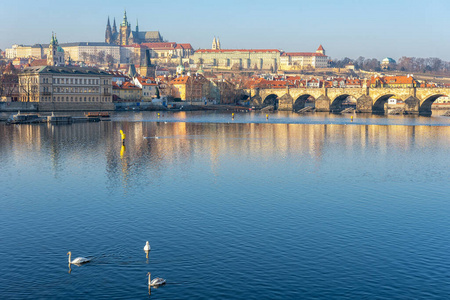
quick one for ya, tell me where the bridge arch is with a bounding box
[330,94,351,112]
[293,94,315,111]
[373,94,395,113]
[262,94,279,110]
[420,94,448,115]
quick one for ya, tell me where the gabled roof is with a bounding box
[133,31,162,41]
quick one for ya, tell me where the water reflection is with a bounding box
[1,122,448,191]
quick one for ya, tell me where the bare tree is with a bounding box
[80,52,88,62]
[89,54,97,64]
[106,54,115,68]
[97,51,105,65]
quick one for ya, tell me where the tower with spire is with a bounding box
[105,10,163,45]
[212,37,221,50]
[119,10,131,45]
[105,17,112,44]
[47,33,65,66]
[112,18,117,35]
[140,49,156,78]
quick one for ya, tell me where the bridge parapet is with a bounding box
[248,86,450,114]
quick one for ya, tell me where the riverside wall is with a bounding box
[0,102,114,112]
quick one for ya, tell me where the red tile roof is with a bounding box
[196,49,280,53]
[281,52,326,57]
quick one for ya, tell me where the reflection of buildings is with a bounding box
[3,119,449,192]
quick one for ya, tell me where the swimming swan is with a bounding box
[144,241,151,251]
[147,272,166,287]
[67,251,90,265]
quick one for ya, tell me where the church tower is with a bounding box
[105,17,112,44]
[212,37,221,50]
[47,33,65,66]
[112,18,117,35]
[120,10,131,45]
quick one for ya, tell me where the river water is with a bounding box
[1,111,449,299]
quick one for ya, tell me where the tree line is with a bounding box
[331,56,450,75]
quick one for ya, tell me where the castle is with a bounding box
[105,10,163,46]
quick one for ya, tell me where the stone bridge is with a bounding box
[247,87,450,114]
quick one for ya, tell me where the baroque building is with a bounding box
[47,33,65,66]
[105,10,163,46]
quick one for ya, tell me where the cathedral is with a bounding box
[105,10,163,46]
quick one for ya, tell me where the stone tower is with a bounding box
[120,10,131,45]
[140,49,156,78]
[105,17,112,44]
[47,33,65,66]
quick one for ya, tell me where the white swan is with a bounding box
[144,241,151,251]
[67,251,90,265]
[147,272,166,287]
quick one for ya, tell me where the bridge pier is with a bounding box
[278,94,293,111]
[315,95,331,112]
[404,96,420,115]
[356,95,373,113]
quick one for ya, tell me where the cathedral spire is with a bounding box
[136,18,139,32]
[112,18,117,34]
[105,16,112,44]
[122,9,128,26]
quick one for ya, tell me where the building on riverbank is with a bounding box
[18,66,114,110]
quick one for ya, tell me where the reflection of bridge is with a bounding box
[248,87,450,114]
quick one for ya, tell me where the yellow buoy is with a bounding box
[120,130,126,145]
[351,116,354,122]
[232,113,235,119]
[266,114,269,120]
[157,113,160,118]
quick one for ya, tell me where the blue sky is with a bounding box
[1,0,449,60]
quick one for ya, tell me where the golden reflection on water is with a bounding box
[1,122,449,186]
